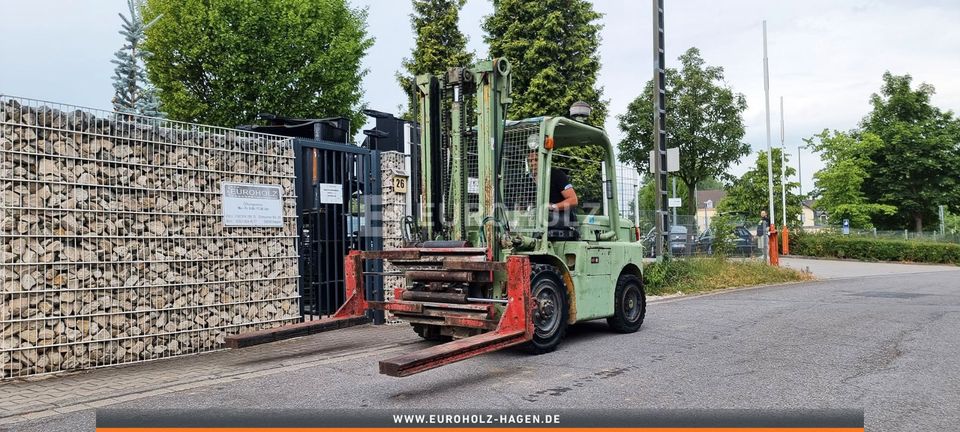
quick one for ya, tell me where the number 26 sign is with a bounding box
[393,176,408,193]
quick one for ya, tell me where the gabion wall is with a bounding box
[0,96,300,378]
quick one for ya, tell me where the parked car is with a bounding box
[695,226,755,256]
[669,225,690,256]
[641,226,696,257]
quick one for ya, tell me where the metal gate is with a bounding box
[293,139,382,323]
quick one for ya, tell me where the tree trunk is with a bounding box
[914,212,923,233]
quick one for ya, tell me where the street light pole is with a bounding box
[634,183,640,240]
[798,142,804,225]
[762,21,775,263]
[672,176,677,226]
[780,96,787,228]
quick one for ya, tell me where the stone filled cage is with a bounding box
[0,96,301,378]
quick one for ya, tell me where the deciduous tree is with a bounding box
[718,148,802,228]
[618,48,749,216]
[804,130,895,229]
[142,0,373,130]
[860,72,960,232]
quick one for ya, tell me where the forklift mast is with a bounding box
[415,59,512,260]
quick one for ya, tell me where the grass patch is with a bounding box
[644,257,812,296]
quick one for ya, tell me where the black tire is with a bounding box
[411,324,451,342]
[524,264,569,354]
[607,273,646,333]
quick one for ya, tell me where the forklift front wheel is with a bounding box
[607,274,646,333]
[525,264,569,354]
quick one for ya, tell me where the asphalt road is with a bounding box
[11,265,960,432]
[781,256,960,279]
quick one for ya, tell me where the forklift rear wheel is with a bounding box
[525,264,569,354]
[607,273,646,333]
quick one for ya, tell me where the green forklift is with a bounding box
[329,58,647,376]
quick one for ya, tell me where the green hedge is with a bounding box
[790,233,960,265]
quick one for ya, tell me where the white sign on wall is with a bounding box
[221,182,284,227]
[318,183,344,204]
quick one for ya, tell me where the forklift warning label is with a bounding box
[221,182,284,227]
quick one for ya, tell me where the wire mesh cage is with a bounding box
[501,122,542,231]
[0,95,300,378]
[464,133,479,214]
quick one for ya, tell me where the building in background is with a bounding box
[697,189,727,230]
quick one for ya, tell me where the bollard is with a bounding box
[768,226,779,266]
[781,226,790,255]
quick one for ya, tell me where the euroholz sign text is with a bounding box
[221,182,284,227]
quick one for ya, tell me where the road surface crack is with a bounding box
[840,311,947,385]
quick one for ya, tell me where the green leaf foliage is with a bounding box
[483,0,607,205]
[860,72,960,231]
[791,232,960,265]
[618,47,749,216]
[141,0,373,130]
[803,130,896,228]
[718,148,803,227]
[397,0,474,120]
[946,211,960,235]
[707,213,739,257]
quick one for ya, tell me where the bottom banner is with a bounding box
[95,409,864,431]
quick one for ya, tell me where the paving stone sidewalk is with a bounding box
[0,324,422,426]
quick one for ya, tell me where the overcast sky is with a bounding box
[2,0,959,197]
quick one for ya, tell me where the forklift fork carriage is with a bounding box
[336,250,534,377]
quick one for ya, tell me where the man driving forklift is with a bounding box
[528,151,579,228]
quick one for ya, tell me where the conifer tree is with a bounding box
[398,0,474,119]
[483,0,608,205]
[111,0,162,117]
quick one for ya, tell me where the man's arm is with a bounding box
[551,187,579,211]
[549,169,579,211]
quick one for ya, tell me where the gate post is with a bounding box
[768,226,779,266]
[781,225,790,255]
[366,150,385,324]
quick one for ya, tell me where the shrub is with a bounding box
[708,214,737,257]
[643,256,809,295]
[790,232,960,265]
